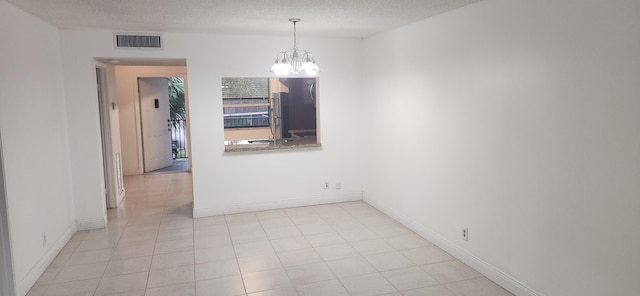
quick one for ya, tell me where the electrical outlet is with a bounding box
[335,182,342,189]
[42,232,47,247]
[462,228,469,241]
[324,181,330,189]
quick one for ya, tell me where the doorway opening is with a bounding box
[139,77,189,173]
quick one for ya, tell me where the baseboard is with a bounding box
[76,213,107,230]
[17,220,77,296]
[122,168,139,176]
[193,191,363,218]
[364,197,541,296]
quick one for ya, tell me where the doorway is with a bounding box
[138,77,189,173]
[0,132,16,296]
[139,78,173,172]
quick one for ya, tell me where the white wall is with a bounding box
[114,65,188,175]
[0,1,77,294]
[362,1,640,296]
[59,29,365,217]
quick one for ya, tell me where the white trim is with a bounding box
[0,133,16,296]
[193,191,362,218]
[76,213,107,230]
[364,197,541,296]
[17,221,77,296]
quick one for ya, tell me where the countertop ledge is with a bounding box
[225,143,322,153]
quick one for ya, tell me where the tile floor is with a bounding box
[28,172,513,296]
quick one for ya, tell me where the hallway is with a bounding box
[27,173,511,296]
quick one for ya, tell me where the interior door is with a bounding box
[139,78,173,172]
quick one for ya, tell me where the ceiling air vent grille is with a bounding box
[114,33,162,49]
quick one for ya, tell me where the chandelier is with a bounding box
[270,18,320,75]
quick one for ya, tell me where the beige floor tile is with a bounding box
[154,239,194,255]
[350,238,395,255]
[195,245,236,264]
[196,275,245,296]
[94,272,149,296]
[66,249,114,266]
[26,285,48,296]
[234,241,275,258]
[264,226,302,240]
[112,243,155,260]
[230,229,268,244]
[337,227,379,242]
[103,290,145,296]
[44,278,100,296]
[304,232,346,247]
[147,265,195,289]
[295,223,334,236]
[401,285,455,296]
[146,282,196,296]
[285,262,335,286]
[381,266,439,291]
[296,279,350,296]
[289,214,324,225]
[238,253,282,273]
[76,237,120,252]
[194,234,233,249]
[53,262,108,283]
[247,286,296,296]
[385,234,432,250]
[421,261,483,284]
[402,246,455,265]
[242,268,293,294]
[364,251,415,271]
[270,237,311,253]
[195,259,240,281]
[341,273,397,296]
[277,248,322,267]
[444,278,513,296]
[157,228,194,242]
[151,251,194,270]
[34,267,61,286]
[314,243,359,261]
[326,256,377,278]
[104,256,153,276]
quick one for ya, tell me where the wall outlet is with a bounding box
[462,228,469,241]
[324,181,330,189]
[335,182,342,189]
[42,232,47,247]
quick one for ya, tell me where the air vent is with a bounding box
[114,33,162,49]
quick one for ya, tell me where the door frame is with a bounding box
[0,132,16,296]
[96,64,118,209]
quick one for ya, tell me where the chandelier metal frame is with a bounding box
[270,18,320,75]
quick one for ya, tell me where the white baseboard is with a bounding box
[17,220,77,296]
[193,191,363,218]
[364,197,541,296]
[76,213,107,230]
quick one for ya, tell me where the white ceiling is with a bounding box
[7,0,483,38]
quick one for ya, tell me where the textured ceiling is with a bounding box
[7,0,483,38]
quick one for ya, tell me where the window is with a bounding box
[222,77,318,148]
[222,78,269,128]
